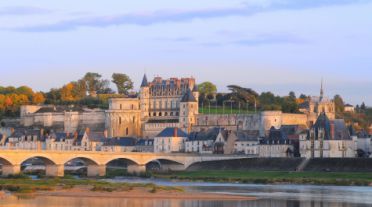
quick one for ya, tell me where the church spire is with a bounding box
[140,74,148,87]
[320,78,324,101]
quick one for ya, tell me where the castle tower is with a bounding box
[179,89,198,133]
[192,84,199,109]
[140,74,150,121]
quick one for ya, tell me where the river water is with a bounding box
[1,177,372,207]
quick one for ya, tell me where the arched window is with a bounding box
[159,112,162,116]
[133,116,135,123]
[119,117,122,125]
[126,127,129,135]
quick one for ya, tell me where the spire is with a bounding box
[320,78,324,98]
[141,74,148,87]
[181,88,197,102]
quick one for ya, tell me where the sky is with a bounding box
[0,0,371,105]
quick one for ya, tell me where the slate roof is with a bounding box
[235,130,260,142]
[103,137,137,146]
[87,131,106,142]
[141,74,149,87]
[136,139,154,146]
[188,127,223,141]
[192,84,198,92]
[180,89,197,102]
[156,127,188,138]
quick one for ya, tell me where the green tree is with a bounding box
[198,82,217,96]
[83,72,102,97]
[289,91,296,99]
[334,95,345,113]
[112,73,133,95]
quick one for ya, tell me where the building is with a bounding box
[134,139,154,152]
[299,113,357,158]
[186,128,220,154]
[258,127,294,158]
[1,129,46,150]
[101,137,137,152]
[344,104,355,113]
[154,127,188,153]
[233,130,260,155]
[299,80,336,125]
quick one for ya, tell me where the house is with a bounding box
[259,127,294,158]
[299,112,357,158]
[45,132,76,151]
[78,129,107,151]
[101,137,137,152]
[134,139,154,152]
[344,104,355,113]
[186,127,235,154]
[233,130,260,155]
[154,127,188,153]
[1,129,46,150]
[186,127,220,154]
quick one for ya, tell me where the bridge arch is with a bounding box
[0,156,14,166]
[20,155,57,166]
[145,158,185,172]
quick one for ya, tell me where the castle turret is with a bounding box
[192,84,199,106]
[179,89,198,133]
[140,74,150,121]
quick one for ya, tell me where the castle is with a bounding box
[10,75,335,138]
[18,75,199,138]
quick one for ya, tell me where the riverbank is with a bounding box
[0,177,254,201]
[154,170,372,186]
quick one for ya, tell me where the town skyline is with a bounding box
[1,0,372,105]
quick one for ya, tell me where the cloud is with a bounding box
[0,6,51,16]
[233,33,308,46]
[8,0,371,32]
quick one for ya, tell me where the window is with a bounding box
[119,117,122,125]
[126,128,129,135]
[120,104,122,110]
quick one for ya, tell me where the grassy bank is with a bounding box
[0,175,182,194]
[154,170,372,186]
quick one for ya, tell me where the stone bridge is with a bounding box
[0,150,252,177]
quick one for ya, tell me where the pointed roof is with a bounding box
[192,84,198,92]
[140,74,148,87]
[181,89,197,102]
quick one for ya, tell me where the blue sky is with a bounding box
[0,0,371,105]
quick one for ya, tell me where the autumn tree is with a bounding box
[60,83,76,102]
[112,73,133,95]
[32,92,46,104]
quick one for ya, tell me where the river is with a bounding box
[1,177,372,207]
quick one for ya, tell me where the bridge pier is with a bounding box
[160,164,186,172]
[87,165,106,177]
[2,165,21,177]
[127,164,146,174]
[46,164,64,177]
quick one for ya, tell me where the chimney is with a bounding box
[174,128,178,137]
[104,129,108,138]
[330,122,335,140]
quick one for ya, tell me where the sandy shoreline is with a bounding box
[32,186,255,201]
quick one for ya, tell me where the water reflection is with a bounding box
[1,180,372,207]
[0,195,371,207]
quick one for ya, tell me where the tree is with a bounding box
[112,73,133,95]
[60,83,75,102]
[361,102,366,111]
[289,91,296,99]
[299,94,308,100]
[198,82,217,96]
[32,92,45,104]
[83,72,102,97]
[334,95,345,113]
[228,85,259,110]
[16,86,34,97]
